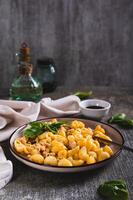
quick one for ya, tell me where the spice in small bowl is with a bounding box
[79,99,111,120]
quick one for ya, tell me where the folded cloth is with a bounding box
[0,146,13,189]
[0,102,40,141]
[0,95,80,142]
[0,116,12,129]
[40,95,80,117]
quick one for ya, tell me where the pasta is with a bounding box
[14,119,114,167]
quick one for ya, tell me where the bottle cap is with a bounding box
[20,42,30,53]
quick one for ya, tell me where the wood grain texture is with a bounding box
[1,86,133,200]
[0,0,133,93]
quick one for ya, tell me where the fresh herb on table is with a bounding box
[74,91,92,100]
[23,121,65,139]
[98,179,128,200]
[108,113,133,128]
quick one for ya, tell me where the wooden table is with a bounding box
[1,86,133,200]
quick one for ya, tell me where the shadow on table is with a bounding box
[12,160,108,186]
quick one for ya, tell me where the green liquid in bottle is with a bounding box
[10,75,42,102]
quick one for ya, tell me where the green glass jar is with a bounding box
[10,43,43,102]
[37,58,57,93]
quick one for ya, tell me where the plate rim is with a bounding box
[9,117,124,169]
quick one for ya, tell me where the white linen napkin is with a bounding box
[0,146,13,189]
[0,102,40,141]
[40,95,80,117]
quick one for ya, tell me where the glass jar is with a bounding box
[37,58,57,93]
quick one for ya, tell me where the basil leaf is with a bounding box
[74,91,92,100]
[98,179,128,200]
[108,113,126,123]
[24,126,44,139]
[108,113,133,128]
[119,119,133,128]
[49,121,65,131]
[23,121,65,139]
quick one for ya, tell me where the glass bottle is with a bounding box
[10,43,43,102]
[37,58,57,93]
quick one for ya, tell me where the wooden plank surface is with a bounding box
[0,86,133,200]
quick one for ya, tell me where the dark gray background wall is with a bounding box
[0,0,133,92]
